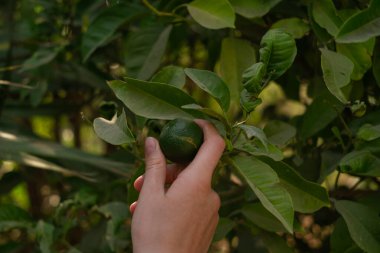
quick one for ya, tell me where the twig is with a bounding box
[0,80,34,89]
[141,0,174,17]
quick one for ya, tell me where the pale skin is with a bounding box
[130,119,226,253]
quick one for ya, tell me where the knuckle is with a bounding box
[210,191,221,210]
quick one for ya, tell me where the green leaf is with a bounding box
[337,38,375,80]
[339,150,380,177]
[240,89,262,113]
[124,25,172,80]
[97,202,130,251]
[261,232,294,253]
[238,124,268,150]
[311,0,342,36]
[0,204,31,223]
[331,218,360,253]
[213,218,235,241]
[20,46,63,72]
[241,203,288,232]
[93,109,135,145]
[181,104,229,128]
[187,0,235,29]
[299,92,345,140]
[0,152,96,181]
[242,62,267,94]
[319,151,343,183]
[261,158,330,213]
[81,3,143,62]
[320,48,354,103]
[374,41,380,87]
[259,29,297,80]
[357,124,380,141]
[127,166,144,206]
[271,17,310,39]
[236,139,284,161]
[0,130,132,177]
[136,25,172,80]
[230,0,282,19]
[335,200,380,253]
[219,38,256,101]
[184,68,230,112]
[36,221,55,253]
[0,172,23,195]
[151,66,186,89]
[231,156,294,233]
[336,0,380,43]
[109,78,195,120]
[264,120,296,146]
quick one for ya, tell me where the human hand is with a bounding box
[130,120,225,253]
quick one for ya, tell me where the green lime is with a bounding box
[159,118,204,164]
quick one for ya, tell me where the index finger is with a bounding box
[186,119,225,183]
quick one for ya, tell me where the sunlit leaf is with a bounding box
[230,0,282,19]
[93,109,135,145]
[336,0,380,43]
[320,48,354,103]
[231,156,294,233]
[187,0,235,29]
[336,38,375,80]
[151,66,186,89]
[261,158,330,213]
[185,68,230,112]
[109,78,195,120]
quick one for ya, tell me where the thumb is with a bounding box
[140,137,166,196]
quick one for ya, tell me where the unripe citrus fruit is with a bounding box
[159,118,203,164]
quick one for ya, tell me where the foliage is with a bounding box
[0,0,380,252]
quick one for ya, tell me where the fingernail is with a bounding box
[145,137,156,154]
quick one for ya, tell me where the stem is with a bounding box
[334,170,341,190]
[172,4,187,14]
[349,178,365,192]
[336,109,353,145]
[0,0,17,117]
[232,128,243,144]
[141,0,174,17]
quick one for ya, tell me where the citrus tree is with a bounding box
[1,0,380,252]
